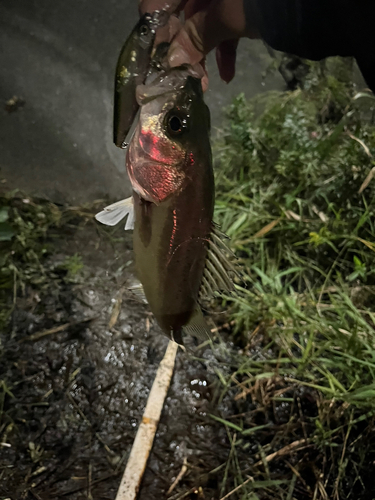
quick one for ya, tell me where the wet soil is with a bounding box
[0,220,233,500]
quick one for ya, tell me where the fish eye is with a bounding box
[139,24,150,36]
[165,111,188,136]
[169,116,182,133]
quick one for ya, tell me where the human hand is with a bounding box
[139,0,258,91]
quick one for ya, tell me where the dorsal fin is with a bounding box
[199,223,240,300]
[95,197,134,230]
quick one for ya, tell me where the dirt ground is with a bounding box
[0,217,236,500]
[3,197,375,500]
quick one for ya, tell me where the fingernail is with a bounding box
[168,45,190,67]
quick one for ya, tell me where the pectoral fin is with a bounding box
[95,197,134,230]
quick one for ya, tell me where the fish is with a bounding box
[97,65,237,344]
[113,10,168,149]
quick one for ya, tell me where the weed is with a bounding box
[211,59,375,498]
[59,254,84,281]
[0,193,102,332]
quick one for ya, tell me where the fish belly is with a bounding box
[132,191,211,339]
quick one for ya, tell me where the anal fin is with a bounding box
[95,196,134,230]
[181,305,211,342]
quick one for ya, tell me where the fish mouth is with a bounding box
[136,65,202,105]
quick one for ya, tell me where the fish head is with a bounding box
[133,11,169,49]
[127,66,211,204]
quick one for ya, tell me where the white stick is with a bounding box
[115,340,178,500]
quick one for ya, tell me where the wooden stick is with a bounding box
[254,439,309,467]
[219,476,254,500]
[108,290,123,329]
[115,340,178,500]
[20,317,97,342]
[167,457,188,495]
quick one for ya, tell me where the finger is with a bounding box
[168,0,248,68]
[139,0,186,15]
[184,0,212,19]
[215,39,239,83]
[154,15,182,46]
[190,62,209,92]
[201,71,209,92]
[199,58,209,92]
[168,23,203,68]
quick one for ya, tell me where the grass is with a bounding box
[0,193,108,334]
[210,59,375,499]
[0,194,62,330]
